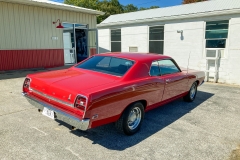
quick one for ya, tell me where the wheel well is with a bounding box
[195,80,200,86]
[126,100,147,110]
[139,100,147,109]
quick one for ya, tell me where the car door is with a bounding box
[148,61,166,105]
[157,59,188,101]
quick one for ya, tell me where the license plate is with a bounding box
[42,107,55,119]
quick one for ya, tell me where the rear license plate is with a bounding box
[42,107,55,119]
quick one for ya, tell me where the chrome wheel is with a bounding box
[127,107,142,130]
[190,84,197,100]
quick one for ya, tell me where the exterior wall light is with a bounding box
[177,30,183,33]
[177,30,184,40]
[53,19,64,29]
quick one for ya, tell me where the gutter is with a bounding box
[97,8,240,27]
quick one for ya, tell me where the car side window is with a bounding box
[149,61,161,76]
[158,59,180,75]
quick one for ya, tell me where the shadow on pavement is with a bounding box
[0,65,73,80]
[56,91,214,151]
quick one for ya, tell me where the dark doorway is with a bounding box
[75,29,88,63]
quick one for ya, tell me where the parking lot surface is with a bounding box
[0,68,240,160]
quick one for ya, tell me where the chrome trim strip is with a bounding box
[22,92,90,131]
[31,88,74,108]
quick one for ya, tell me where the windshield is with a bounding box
[75,56,135,76]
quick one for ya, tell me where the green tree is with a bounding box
[123,4,138,13]
[139,6,159,11]
[97,0,124,23]
[64,0,99,10]
[64,0,160,23]
[182,0,208,4]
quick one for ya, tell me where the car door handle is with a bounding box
[166,79,171,82]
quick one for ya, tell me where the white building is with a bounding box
[97,0,240,85]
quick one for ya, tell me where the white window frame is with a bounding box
[204,20,230,59]
[110,28,121,52]
[148,25,164,54]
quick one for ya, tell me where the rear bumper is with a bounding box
[22,92,90,131]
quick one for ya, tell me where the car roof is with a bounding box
[95,52,171,62]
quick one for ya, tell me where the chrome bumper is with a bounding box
[22,92,90,131]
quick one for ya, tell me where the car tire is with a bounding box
[115,102,145,135]
[183,82,198,102]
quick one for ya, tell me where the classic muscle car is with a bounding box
[22,53,205,135]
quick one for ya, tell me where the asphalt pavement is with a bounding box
[0,68,240,160]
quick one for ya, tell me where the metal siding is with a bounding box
[50,9,57,49]
[18,4,25,49]
[7,3,14,49]
[23,5,31,49]
[0,1,96,50]
[46,8,52,49]
[0,49,64,71]
[13,4,19,49]
[0,4,5,49]
[2,3,10,49]
[0,1,97,71]
[28,6,37,49]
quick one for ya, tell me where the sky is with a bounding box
[119,0,182,8]
[51,0,183,8]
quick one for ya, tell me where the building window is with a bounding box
[205,20,229,48]
[149,26,164,54]
[111,29,121,52]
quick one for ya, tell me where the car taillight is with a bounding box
[74,95,87,111]
[23,78,31,93]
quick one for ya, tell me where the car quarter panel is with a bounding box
[182,69,205,90]
[85,78,165,128]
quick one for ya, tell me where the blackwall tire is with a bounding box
[183,82,198,102]
[115,102,145,135]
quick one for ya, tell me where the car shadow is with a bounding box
[56,90,214,151]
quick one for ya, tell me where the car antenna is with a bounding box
[187,52,191,74]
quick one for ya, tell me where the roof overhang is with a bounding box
[0,0,104,15]
[97,9,240,28]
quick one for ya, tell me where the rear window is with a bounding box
[75,56,134,76]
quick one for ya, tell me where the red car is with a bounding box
[22,53,205,135]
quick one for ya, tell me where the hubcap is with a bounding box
[127,107,141,130]
[190,84,197,99]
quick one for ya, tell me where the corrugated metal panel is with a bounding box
[0,1,98,71]
[0,1,97,50]
[101,0,240,25]
[0,49,64,71]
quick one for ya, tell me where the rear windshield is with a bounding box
[75,56,134,76]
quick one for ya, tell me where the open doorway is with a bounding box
[62,23,98,64]
[75,25,88,62]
